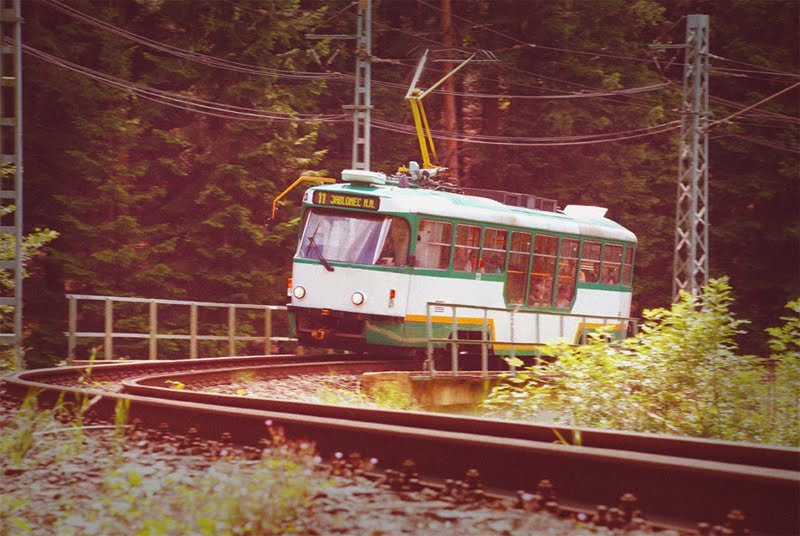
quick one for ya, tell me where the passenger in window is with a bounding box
[529,279,549,307]
[454,248,468,271]
[487,254,503,273]
[556,285,573,309]
[465,251,478,272]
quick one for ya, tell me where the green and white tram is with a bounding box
[287,169,636,355]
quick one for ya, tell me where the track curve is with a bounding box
[3,355,799,535]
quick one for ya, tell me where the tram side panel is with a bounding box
[402,273,506,347]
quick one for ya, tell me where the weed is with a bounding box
[0,391,48,467]
[165,380,185,390]
[231,370,256,384]
[318,380,418,411]
[0,494,32,535]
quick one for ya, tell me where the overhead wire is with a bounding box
[36,0,342,81]
[709,95,800,125]
[32,0,793,148]
[24,41,681,146]
[711,133,800,154]
[416,0,660,65]
[23,43,350,123]
[39,0,675,103]
[709,54,800,79]
[371,116,681,146]
[707,81,800,130]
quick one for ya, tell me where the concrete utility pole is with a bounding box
[0,0,23,369]
[673,14,710,301]
[307,0,372,170]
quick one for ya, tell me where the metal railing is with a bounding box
[425,301,638,377]
[66,294,295,360]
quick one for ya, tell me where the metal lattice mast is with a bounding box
[673,14,710,301]
[350,0,372,170]
[0,0,23,368]
[307,0,372,171]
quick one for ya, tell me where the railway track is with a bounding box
[3,354,799,535]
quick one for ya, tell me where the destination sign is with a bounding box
[312,191,380,211]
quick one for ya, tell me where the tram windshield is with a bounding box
[297,209,410,267]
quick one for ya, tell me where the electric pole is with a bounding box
[307,0,372,170]
[673,14,710,300]
[0,0,23,369]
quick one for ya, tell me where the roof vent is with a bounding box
[341,169,387,185]
[563,205,608,219]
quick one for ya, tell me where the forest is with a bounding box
[13,0,799,366]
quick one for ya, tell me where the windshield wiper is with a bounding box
[307,224,334,272]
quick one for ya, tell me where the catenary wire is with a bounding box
[39,0,677,104]
[24,42,681,146]
[23,44,350,123]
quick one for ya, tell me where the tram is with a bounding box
[285,167,636,356]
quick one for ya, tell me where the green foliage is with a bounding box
[55,455,318,536]
[0,494,32,536]
[483,279,800,446]
[762,299,800,446]
[318,381,418,411]
[0,392,48,467]
[1,393,325,535]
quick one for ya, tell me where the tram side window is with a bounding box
[416,219,452,269]
[580,241,602,283]
[453,224,482,272]
[622,246,635,286]
[505,231,531,305]
[377,217,411,266]
[482,228,508,274]
[556,238,579,309]
[529,234,558,308]
[602,244,623,285]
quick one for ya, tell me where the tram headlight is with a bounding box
[351,291,365,305]
[293,286,306,299]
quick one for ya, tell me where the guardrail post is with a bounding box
[581,316,587,345]
[68,295,77,361]
[481,309,488,377]
[190,303,198,358]
[450,305,458,375]
[104,298,113,360]
[149,301,157,360]
[425,302,434,375]
[265,307,272,355]
[228,305,236,357]
[509,308,516,375]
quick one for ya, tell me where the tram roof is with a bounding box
[304,181,636,243]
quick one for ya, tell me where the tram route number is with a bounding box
[313,191,380,211]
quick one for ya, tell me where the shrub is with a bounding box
[482,278,800,446]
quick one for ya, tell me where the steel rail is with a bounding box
[120,363,799,473]
[3,358,799,534]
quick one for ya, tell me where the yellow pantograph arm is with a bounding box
[410,98,433,169]
[405,50,474,171]
[418,99,438,167]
